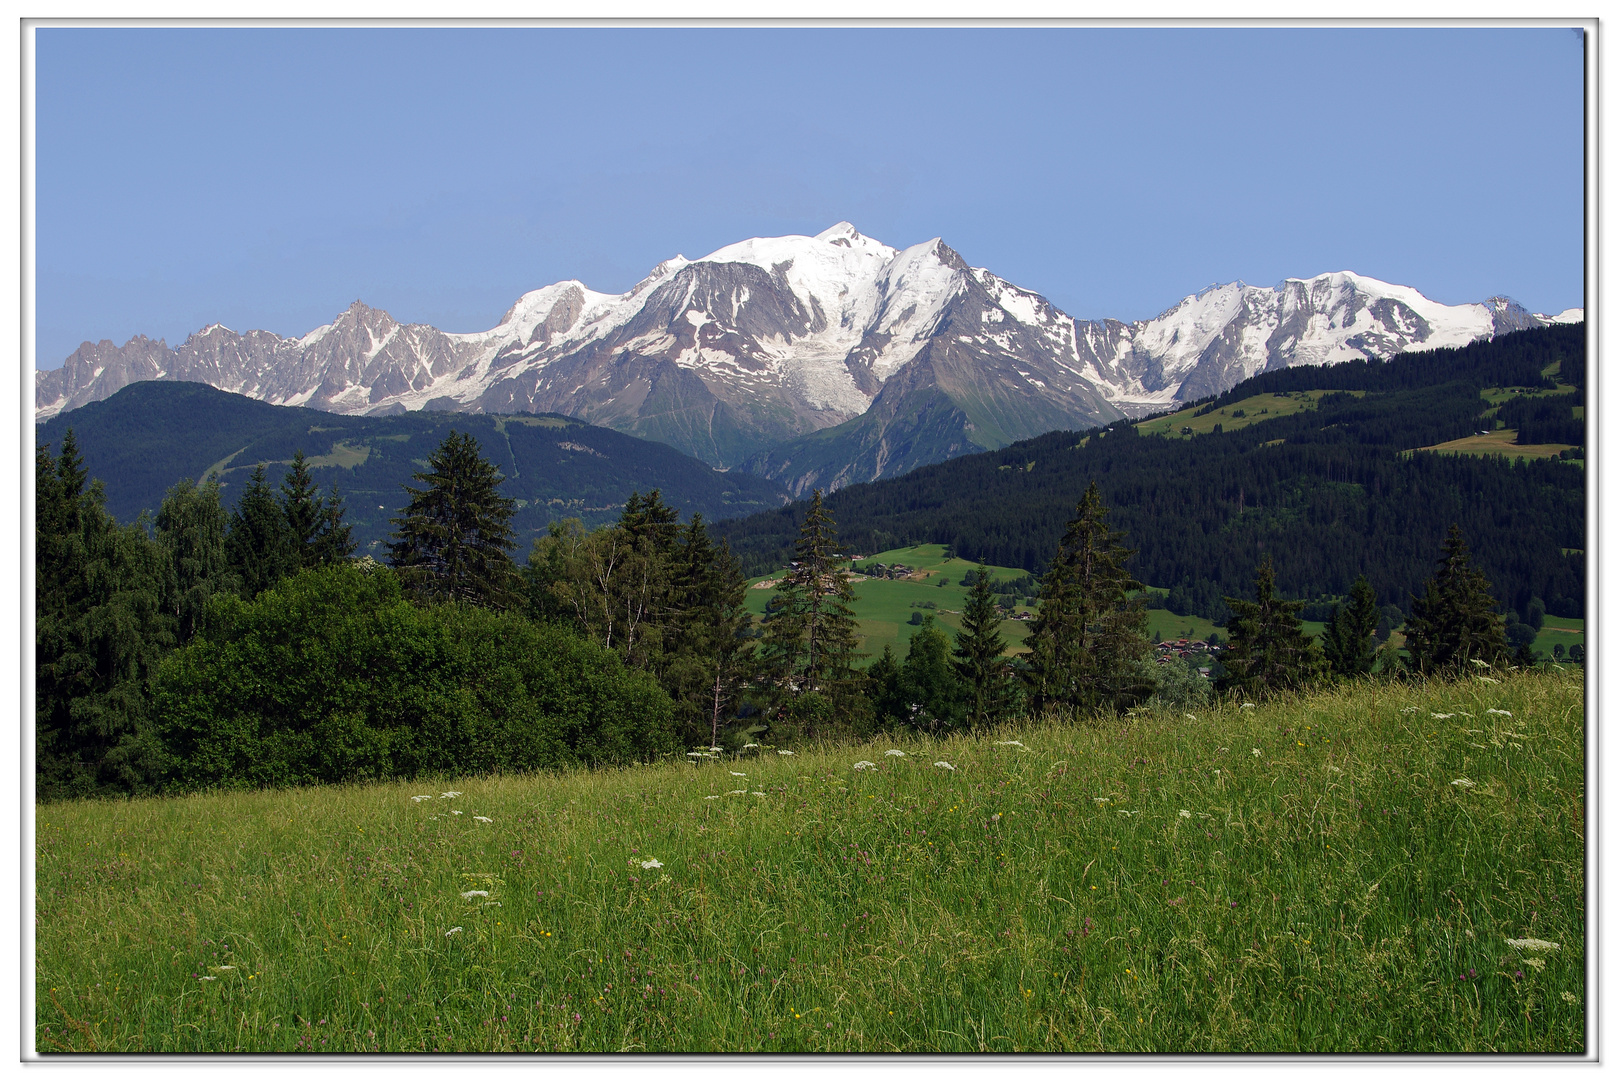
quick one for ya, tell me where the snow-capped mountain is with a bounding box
[36,222,1580,492]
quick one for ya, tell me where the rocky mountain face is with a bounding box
[37,223,1581,494]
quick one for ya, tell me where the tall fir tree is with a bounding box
[1024,482,1152,715]
[1218,557,1323,700]
[36,433,172,797]
[900,613,965,732]
[663,516,757,747]
[227,464,297,598]
[759,490,862,701]
[1403,524,1511,676]
[952,561,1011,729]
[280,450,356,568]
[387,431,519,608]
[1321,575,1381,678]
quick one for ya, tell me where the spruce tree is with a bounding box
[387,431,519,608]
[663,516,757,747]
[953,560,1010,729]
[312,482,357,565]
[1321,575,1381,678]
[1218,557,1322,700]
[1403,524,1511,676]
[1024,482,1152,715]
[280,450,324,568]
[36,433,171,797]
[759,490,862,699]
[900,613,964,732]
[227,464,297,598]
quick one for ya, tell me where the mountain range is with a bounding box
[37,222,1582,494]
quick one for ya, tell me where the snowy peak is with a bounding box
[36,223,1571,492]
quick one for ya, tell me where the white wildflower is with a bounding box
[450,810,463,816]
[993,740,1025,748]
[1240,703,1256,710]
[934,761,956,771]
[1401,707,1420,713]
[743,743,760,749]
[1326,765,1342,773]
[1450,777,1476,789]
[777,750,795,756]
[441,791,461,798]
[411,794,433,802]
[1469,658,1490,668]
[730,772,747,777]
[1251,748,1262,757]
[474,816,493,823]
[728,789,747,796]
[1093,797,1109,804]
[461,890,489,899]
[686,752,703,758]
[854,761,877,771]
[1178,810,1192,818]
[885,749,907,757]
[199,975,217,981]
[483,901,501,907]
[1185,714,1197,722]
[709,746,723,752]
[1506,937,1561,952]
[1431,713,1454,719]
[751,791,766,797]
[213,965,235,971]
[640,858,663,870]
[1116,810,1137,817]
[1486,709,1513,716]
[445,927,463,937]
[704,795,721,800]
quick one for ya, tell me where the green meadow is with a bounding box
[35,668,1584,1053]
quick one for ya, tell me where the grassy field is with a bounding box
[1134,391,1367,440]
[748,544,1225,663]
[35,668,1584,1053]
[1411,430,1579,463]
[747,544,1038,662]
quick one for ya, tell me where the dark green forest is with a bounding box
[715,324,1586,622]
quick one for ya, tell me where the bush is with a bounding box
[151,563,677,791]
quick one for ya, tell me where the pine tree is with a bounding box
[1024,482,1152,715]
[280,450,324,568]
[1218,557,1322,700]
[312,482,356,565]
[759,490,862,699]
[665,520,756,747]
[952,560,1010,729]
[227,464,297,598]
[901,613,964,732]
[1321,575,1381,678]
[1403,524,1511,676]
[387,431,520,608]
[36,433,172,797]
[281,450,355,568]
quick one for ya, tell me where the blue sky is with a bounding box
[34,26,1586,368]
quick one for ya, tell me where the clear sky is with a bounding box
[33,25,1586,369]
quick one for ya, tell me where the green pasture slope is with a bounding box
[745,543,1226,663]
[36,668,1583,1053]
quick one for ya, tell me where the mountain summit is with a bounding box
[36,225,1580,491]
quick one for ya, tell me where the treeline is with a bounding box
[39,423,1572,801]
[715,326,1586,623]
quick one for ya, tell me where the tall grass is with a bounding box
[35,668,1584,1053]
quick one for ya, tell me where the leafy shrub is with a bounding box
[151,563,677,791]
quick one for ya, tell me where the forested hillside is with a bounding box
[34,381,788,553]
[716,325,1585,622]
